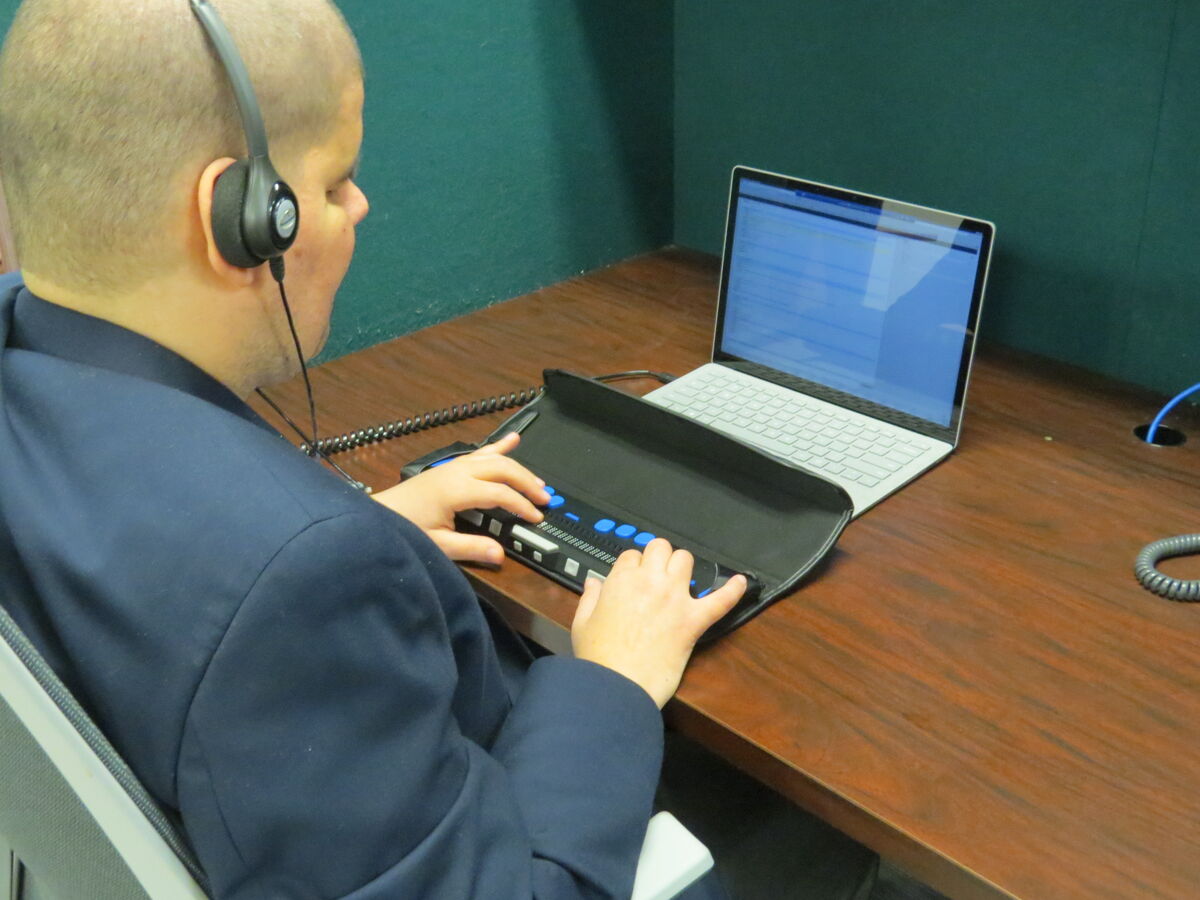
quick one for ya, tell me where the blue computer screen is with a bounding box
[719,178,983,427]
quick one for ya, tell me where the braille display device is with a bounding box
[451,483,744,601]
[405,370,854,641]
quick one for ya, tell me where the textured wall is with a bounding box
[0,0,674,360]
[331,0,672,358]
[674,0,1200,396]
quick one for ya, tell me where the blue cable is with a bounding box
[1145,382,1200,444]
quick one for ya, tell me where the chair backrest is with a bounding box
[0,601,208,899]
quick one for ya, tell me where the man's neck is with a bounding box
[21,270,265,399]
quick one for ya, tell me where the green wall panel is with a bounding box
[0,0,673,360]
[331,0,672,358]
[675,0,1197,396]
[1124,1,1200,392]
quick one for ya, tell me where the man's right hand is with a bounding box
[570,539,746,708]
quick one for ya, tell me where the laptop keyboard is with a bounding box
[655,369,935,489]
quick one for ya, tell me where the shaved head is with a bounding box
[0,0,361,292]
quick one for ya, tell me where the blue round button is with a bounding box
[593,518,616,533]
[633,532,656,546]
[614,524,637,539]
[544,486,556,495]
[547,495,565,509]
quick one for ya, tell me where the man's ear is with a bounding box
[196,158,255,287]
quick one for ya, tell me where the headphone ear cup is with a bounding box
[211,159,262,268]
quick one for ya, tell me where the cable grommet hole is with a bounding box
[1134,424,1186,446]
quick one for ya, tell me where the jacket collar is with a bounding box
[0,273,275,435]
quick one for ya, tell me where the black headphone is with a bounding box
[190,0,298,269]
[188,0,369,491]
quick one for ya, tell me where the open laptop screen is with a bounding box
[715,169,992,432]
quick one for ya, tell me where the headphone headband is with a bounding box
[189,0,269,159]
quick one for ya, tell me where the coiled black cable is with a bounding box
[1134,534,1200,602]
[308,387,545,456]
[305,369,674,457]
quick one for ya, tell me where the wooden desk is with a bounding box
[257,249,1200,900]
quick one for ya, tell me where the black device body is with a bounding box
[408,448,753,619]
[457,497,747,600]
[404,439,751,605]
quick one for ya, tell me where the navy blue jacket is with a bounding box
[0,273,665,899]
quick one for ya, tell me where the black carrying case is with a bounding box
[422,370,854,640]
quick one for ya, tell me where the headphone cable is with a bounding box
[256,258,368,491]
[267,258,318,445]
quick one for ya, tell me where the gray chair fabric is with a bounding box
[0,693,149,900]
[0,602,208,899]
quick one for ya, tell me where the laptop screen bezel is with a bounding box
[711,166,995,446]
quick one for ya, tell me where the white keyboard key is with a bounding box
[847,458,889,479]
[511,525,559,553]
[861,452,903,474]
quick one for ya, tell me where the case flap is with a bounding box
[490,370,852,635]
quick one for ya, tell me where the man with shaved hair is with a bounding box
[0,2,877,898]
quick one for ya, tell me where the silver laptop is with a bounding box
[646,166,995,517]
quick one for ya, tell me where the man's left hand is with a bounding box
[372,432,547,563]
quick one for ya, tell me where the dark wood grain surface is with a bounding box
[254,248,1200,900]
